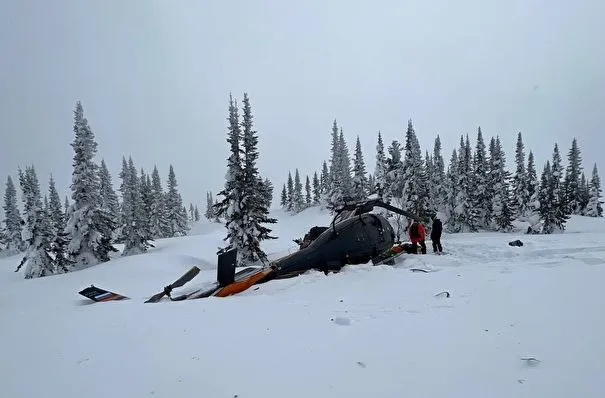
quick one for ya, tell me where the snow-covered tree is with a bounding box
[119,157,153,256]
[539,144,570,232]
[320,161,329,197]
[429,135,446,215]
[312,172,321,204]
[472,128,490,228]
[165,164,189,237]
[454,135,479,231]
[326,121,353,209]
[64,102,117,267]
[586,163,603,217]
[578,173,590,214]
[305,175,312,206]
[352,135,369,201]
[205,191,215,220]
[398,120,430,220]
[512,132,528,219]
[47,174,64,235]
[98,159,119,228]
[443,149,459,231]
[280,184,287,208]
[189,203,195,222]
[292,169,304,212]
[374,131,388,200]
[150,165,169,237]
[489,136,514,231]
[286,171,294,211]
[525,151,541,231]
[2,175,23,252]
[194,205,200,221]
[563,138,583,214]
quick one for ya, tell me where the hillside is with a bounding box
[1,207,604,398]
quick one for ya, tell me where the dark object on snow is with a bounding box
[434,291,450,297]
[144,265,201,303]
[431,217,443,253]
[79,285,130,302]
[193,198,428,298]
[509,239,524,247]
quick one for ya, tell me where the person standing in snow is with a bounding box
[408,220,427,254]
[430,216,443,253]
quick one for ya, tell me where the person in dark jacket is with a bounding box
[430,216,443,253]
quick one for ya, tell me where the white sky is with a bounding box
[1,0,604,208]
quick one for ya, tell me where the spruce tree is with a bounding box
[525,151,541,230]
[578,173,590,214]
[430,135,446,215]
[205,191,215,220]
[455,135,479,231]
[280,184,287,208]
[586,163,603,217]
[150,165,169,237]
[384,140,404,204]
[286,171,294,211]
[2,175,23,252]
[549,143,570,230]
[444,149,460,232]
[293,169,304,212]
[194,205,200,221]
[189,203,195,222]
[165,164,189,237]
[47,174,64,234]
[472,128,490,228]
[374,131,388,201]
[214,94,249,260]
[305,175,312,206]
[119,157,152,255]
[312,172,321,204]
[140,170,154,238]
[563,138,583,214]
[320,161,329,197]
[539,161,557,233]
[512,132,528,220]
[64,102,117,267]
[99,159,120,228]
[489,136,514,231]
[352,135,369,201]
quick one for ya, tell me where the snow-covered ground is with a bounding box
[1,207,604,398]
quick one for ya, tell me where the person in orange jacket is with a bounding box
[408,220,427,254]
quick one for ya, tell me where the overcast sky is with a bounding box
[1,0,603,209]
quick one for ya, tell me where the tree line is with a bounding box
[1,102,191,278]
[279,119,603,237]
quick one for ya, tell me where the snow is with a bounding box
[1,208,605,398]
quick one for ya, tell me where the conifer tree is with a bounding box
[586,163,603,217]
[293,169,304,212]
[99,159,120,228]
[64,102,117,266]
[472,128,490,228]
[374,131,388,201]
[312,172,321,204]
[150,165,169,237]
[455,135,479,231]
[539,161,557,233]
[430,135,446,215]
[489,136,514,231]
[563,138,583,214]
[189,203,195,222]
[140,170,154,238]
[525,151,541,230]
[119,157,153,255]
[165,164,189,237]
[512,132,528,219]
[280,184,287,208]
[47,174,64,234]
[320,161,329,197]
[305,175,312,206]
[205,191,215,220]
[549,143,570,230]
[384,140,404,204]
[194,205,200,221]
[286,171,294,211]
[2,175,23,252]
[444,149,460,231]
[352,135,369,201]
[578,173,590,214]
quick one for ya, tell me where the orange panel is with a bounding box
[213,268,273,297]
